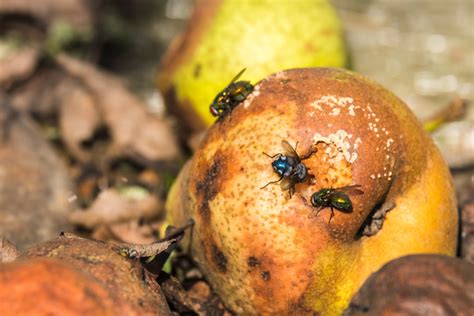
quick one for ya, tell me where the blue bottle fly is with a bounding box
[261,140,312,197]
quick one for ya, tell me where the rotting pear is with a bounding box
[166,68,458,315]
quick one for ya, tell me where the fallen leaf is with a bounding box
[0,47,39,89]
[10,66,66,115]
[0,95,73,249]
[56,54,181,162]
[57,78,100,161]
[0,238,19,263]
[0,0,94,33]
[107,220,157,244]
[461,203,474,264]
[69,188,161,228]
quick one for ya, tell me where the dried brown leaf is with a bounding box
[0,96,73,249]
[57,78,100,161]
[107,220,157,244]
[462,203,474,264]
[0,47,39,89]
[0,0,94,32]
[10,67,66,115]
[0,238,19,263]
[69,188,161,228]
[56,54,181,162]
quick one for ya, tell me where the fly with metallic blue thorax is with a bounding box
[209,68,254,118]
[261,140,312,197]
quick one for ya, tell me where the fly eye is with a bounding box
[212,108,220,116]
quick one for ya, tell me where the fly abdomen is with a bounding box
[331,194,353,212]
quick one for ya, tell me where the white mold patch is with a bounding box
[353,137,362,150]
[243,84,261,108]
[312,129,360,164]
[331,107,341,116]
[310,102,323,111]
[363,104,396,179]
[273,71,287,79]
[308,97,398,182]
[309,95,359,117]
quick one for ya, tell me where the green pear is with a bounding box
[158,0,347,131]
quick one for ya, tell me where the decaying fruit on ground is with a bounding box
[157,0,347,131]
[344,254,474,315]
[0,258,133,316]
[0,234,171,315]
[166,68,458,315]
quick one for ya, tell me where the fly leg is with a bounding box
[315,206,324,217]
[260,174,284,189]
[262,152,282,159]
[328,206,335,224]
[300,145,316,160]
[288,185,295,199]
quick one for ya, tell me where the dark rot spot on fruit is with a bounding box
[195,153,224,223]
[211,244,228,273]
[261,271,271,281]
[247,256,260,268]
[193,63,202,78]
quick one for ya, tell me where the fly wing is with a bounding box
[281,140,300,160]
[279,177,296,191]
[339,185,364,195]
[228,68,247,85]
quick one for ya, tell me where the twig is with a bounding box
[423,97,468,133]
[114,238,179,259]
[113,219,194,259]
